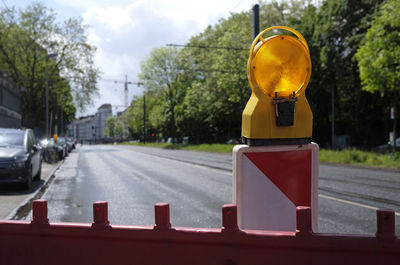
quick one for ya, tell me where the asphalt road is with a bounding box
[27,144,400,235]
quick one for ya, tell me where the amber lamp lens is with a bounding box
[252,35,311,98]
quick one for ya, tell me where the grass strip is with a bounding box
[120,141,236,153]
[319,149,400,169]
[120,142,400,169]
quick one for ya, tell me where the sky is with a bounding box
[6,0,258,117]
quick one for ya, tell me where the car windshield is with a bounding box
[0,132,24,147]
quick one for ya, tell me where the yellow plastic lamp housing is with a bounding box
[242,26,313,146]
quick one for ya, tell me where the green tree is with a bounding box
[125,91,163,141]
[356,0,400,98]
[176,11,252,142]
[115,119,124,140]
[0,2,99,131]
[177,1,299,142]
[356,0,400,148]
[134,1,317,143]
[306,0,385,147]
[139,47,185,141]
[132,0,390,147]
[105,116,116,139]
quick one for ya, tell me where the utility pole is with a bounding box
[45,60,49,137]
[391,106,397,155]
[124,75,129,108]
[60,107,63,137]
[45,53,57,138]
[143,95,146,143]
[253,4,259,40]
[331,85,335,149]
[49,112,53,137]
[60,96,67,137]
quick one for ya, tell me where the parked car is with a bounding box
[227,138,240,144]
[375,137,400,154]
[166,137,178,144]
[40,138,58,163]
[0,128,42,189]
[41,138,66,161]
[67,137,76,150]
[57,137,69,156]
[39,138,48,159]
[50,138,66,160]
[64,137,73,152]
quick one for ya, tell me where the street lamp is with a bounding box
[61,96,66,137]
[45,53,57,138]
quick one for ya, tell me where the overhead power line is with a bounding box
[167,43,248,51]
[189,68,245,74]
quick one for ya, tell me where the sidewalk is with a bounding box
[0,161,61,220]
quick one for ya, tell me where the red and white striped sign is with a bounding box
[233,143,319,231]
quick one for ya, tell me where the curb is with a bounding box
[5,160,64,220]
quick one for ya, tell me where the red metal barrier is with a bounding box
[0,200,399,265]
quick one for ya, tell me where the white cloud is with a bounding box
[80,0,202,115]
[71,0,255,115]
[83,5,134,33]
[12,0,255,116]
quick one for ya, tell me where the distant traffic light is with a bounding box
[242,26,312,146]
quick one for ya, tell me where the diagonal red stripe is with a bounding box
[244,150,311,206]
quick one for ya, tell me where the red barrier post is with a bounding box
[91,201,110,228]
[1,199,400,265]
[154,202,171,230]
[376,209,396,240]
[296,206,312,236]
[31,199,49,225]
[222,204,239,232]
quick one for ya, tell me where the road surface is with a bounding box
[26,144,400,235]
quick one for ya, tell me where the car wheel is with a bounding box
[34,162,42,181]
[23,166,32,190]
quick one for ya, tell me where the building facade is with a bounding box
[0,71,21,128]
[67,104,112,143]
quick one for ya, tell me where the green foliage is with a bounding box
[180,144,235,153]
[115,119,124,139]
[0,2,99,133]
[320,149,400,169]
[127,0,398,148]
[120,141,236,153]
[105,116,116,139]
[356,0,400,100]
[306,0,387,147]
[123,92,162,141]
[138,47,185,140]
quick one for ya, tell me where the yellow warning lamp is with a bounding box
[242,26,312,146]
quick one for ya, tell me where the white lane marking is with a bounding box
[319,194,400,216]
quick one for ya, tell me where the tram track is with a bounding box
[319,176,400,192]
[319,186,400,209]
